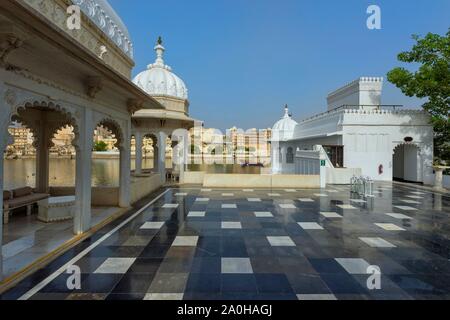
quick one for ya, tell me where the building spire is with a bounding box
[154,36,165,67]
[284,104,290,118]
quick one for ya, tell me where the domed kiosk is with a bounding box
[131,38,198,181]
[271,105,298,174]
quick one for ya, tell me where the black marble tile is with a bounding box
[221,274,257,293]
[4,184,450,300]
[254,274,294,294]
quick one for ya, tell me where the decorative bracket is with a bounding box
[127,98,144,115]
[0,22,28,70]
[86,76,103,98]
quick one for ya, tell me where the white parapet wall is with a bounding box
[181,171,206,185]
[50,174,162,206]
[326,168,362,184]
[129,174,162,204]
[201,174,320,188]
[327,77,383,111]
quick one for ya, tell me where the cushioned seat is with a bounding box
[6,193,50,208]
[3,186,50,224]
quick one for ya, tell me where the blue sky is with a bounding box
[110,0,450,130]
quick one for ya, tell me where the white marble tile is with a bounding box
[400,199,421,204]
[141,221,165,229]
[162,203,179,209]
[243,189,254,192]
[221,258,253,274]
[221,222,242,229]
[350,199,367,203]
[172,236,199,247]
[143,293,184,300]
[410,191,425,195]
[375,223,405,231]
[195,198,209,202]
[279,204,297,209]
[188,211,206,217]
[406,195,423,199]
[267,236,296,247]
[175,193,188,196]
[268,193,281,197]
[285,189,297,192]
[314,193,328,197]
[394,206,418,211]
[359,237,396,248]
[298,222,324,230]
[337,204,357,209]
[298,198,314,202]
[201,189,212,192]
[326,190,339,193]
[297,294,337,300]
[222,193,234,196]
[222,204,237,209]
[335,258,371,274]
[94,258,136,274]
[254,211,273,217]
[247,198,261,202]
[385,213,413,220]
[320,212,342,218]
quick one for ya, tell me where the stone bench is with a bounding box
[3,187,50,224]
[37,196,76,223]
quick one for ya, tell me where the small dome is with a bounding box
[133,38,188,100]
[272,105,298,141]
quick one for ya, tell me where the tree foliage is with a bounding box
[387,29,450,162]
[93,141,108,152]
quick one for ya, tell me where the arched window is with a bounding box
[286,147,294,164]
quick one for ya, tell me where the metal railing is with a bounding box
[350,175,374,197]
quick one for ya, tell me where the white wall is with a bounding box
[341,110,433,183]
[327,77,383,111]
[285,108,433,184]
[403,145,420,182]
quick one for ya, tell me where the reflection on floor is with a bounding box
[2,207,121,279]
[2,182,450,300]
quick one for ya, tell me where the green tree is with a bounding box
[387,29,450,163]
[93,141,108,152]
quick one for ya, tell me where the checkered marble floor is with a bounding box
[2,183,450,300]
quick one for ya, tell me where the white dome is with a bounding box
[133,39,188,100]
[272,105,298,141]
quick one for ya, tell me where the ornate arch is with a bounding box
[9,99,80,150]
[96,118,124,149]
[392,142,422,155]
[143,132,158,145]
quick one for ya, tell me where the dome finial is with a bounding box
[154,36,165,67]
[284,104,290,118]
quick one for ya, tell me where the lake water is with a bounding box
[3,158,159,189]
[3,158,269,189]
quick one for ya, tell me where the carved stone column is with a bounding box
[158,132,167,183]
[74,109,93,234]
[34,122,51,194]
[119,123,131,208]
[0,143,4,281]
[153,144,159,172]
[0,82,11,280]
[134,131,143,175]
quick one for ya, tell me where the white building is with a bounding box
[272,77,434,185]
[132,37,197,181]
